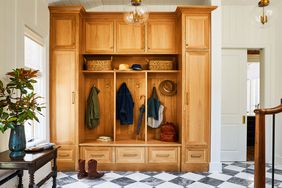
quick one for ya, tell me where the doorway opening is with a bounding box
[246,49,261,161]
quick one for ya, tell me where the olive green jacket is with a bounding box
[86,86,100,129]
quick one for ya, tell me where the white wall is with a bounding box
[221,0,282,163]
[0,0,51,187]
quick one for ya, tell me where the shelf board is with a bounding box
[82,70,180,74]
[79,139,182,147]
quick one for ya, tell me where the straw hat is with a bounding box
[159,80,177,96]
[119,64,131,71]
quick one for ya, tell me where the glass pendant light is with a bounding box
[124,0,149,25]
[251,0,276,28]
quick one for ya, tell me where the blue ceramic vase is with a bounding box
[9,125,26,159]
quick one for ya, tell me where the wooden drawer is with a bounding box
[81,147,113,163]
[116,147,145,163]
[57,146,75,161]
[185,148,208,163]
[148,147,178,164]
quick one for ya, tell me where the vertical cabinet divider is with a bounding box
[113,71,117,142]
[145,71,148,142]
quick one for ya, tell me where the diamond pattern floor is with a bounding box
[41,162,282,188]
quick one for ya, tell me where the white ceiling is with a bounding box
[48,0,211,10]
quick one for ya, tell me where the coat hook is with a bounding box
[105,83,110,88]
[136,83,140,88]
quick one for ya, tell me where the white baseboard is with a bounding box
[209,162,222,173]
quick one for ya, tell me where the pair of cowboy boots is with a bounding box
[78,159,104,179]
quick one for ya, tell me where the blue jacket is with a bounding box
[116,83,134,125]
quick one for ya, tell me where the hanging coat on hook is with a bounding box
[86,85,100,129]
[116,82,134,125]
[147,87,164,128]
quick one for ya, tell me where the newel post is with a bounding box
[254,110,266,188]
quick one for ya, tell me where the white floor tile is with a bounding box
[62,182,89,188]
[101,172,122,181]
[235,172,254,181]
[126,172,150,181]
[266,172,282,181]
[93,182,121,188]
[155,182,182,188]
[224,165,245,172]
[124,182,152,188]
[208,173,232,181]
[218,182,246,188]
[186,182,214,188]
[181,172,205,181]
[57,172,69,179]
[153,172,178,181]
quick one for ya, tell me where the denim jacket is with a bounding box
[116,82,134,125]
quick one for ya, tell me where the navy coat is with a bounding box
[116,83,134,125]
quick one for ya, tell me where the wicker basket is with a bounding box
[147,59,174,70]
[85,56,112,71]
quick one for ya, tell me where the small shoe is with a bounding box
[77,159,88,179]
[87,159,104,179]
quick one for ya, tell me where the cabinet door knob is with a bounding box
[186,44,189,48]
[72,92,75,104]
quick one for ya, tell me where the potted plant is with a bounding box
[0,68,44,159]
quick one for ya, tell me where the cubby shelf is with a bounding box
[79,139,182,147]
[82,70,180,74]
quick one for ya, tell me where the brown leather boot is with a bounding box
[77,159,88,179]
[87,159,104,179]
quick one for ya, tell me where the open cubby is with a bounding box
[79,55,181,145]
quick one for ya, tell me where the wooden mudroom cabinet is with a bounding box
[49,6,216,172]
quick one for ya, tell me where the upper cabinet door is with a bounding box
[116,22,145,53]
[52,15,76,49]
[147,20,176,53]
[85,21,114,53]
[185,15,210,50]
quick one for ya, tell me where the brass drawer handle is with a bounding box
[59,153,70,157]
[156,154,170,158]
[186,43,189,48]
[123,153,138,157]
[191,154,202,158]
[90,154,105,158]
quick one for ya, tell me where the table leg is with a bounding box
[17,170,23,188]
[28,171,37,188]
[52,156,57,188]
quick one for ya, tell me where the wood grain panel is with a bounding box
[83,73,114,141]
[115,73,146,141]
[148,147,178,163]
[116,147,145,163]
[148,20,176,53]
[52,16,76,49]
[85,21,114,53]
[185,51,210,147]
[80,147,113,164]
[185,15,210,50]
[51,51,76,145]
[116,22,145,53]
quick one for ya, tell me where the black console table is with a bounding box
[0,146,59,188]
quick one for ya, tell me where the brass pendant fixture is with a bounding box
[252,0,276,27]
[124,0,149,25]
[258,0,270,24]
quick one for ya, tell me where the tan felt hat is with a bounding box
[118,64,131,71]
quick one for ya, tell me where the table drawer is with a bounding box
[116,147,145,163]
[57,146,74,161]
[81,147,113,163]
[148,147,178,163]
[185,148,207,163]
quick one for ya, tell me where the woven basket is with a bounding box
[147,59,174,70]
[85,56,112,71]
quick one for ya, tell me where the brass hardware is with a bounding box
[123,153,138,157]
[191,154,202,158]
[186,92,189,105]
[242,115,246,124]
[131,0,142,6]
[59,153,70,157]
[185,43,189,48]
[72,92,75,104]
[91,154,104,158]
[258,0,270,7]
[156,154,170,157]
[110,46,114,49]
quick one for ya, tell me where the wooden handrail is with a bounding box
[254,104,282,115]
[254,103,282,188]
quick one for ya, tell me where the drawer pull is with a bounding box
[123,153,138,157]
[191,154,202,158]
[90,154,105,158]
[156,154,170,158]
[59,153,70,157]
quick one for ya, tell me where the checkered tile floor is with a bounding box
[43,162,282,188]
